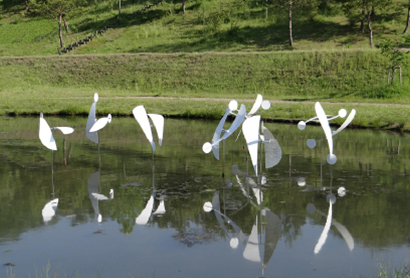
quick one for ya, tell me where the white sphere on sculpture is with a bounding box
[261,100,271,110]
[230,237,239,249]
[202,142,212,154]
[338,187,346,197]
[327,154,337,165]
[228,100,238,111]
[338,109,347,118]
[307,139,316,149]
[203,202,213,212]
[94,93,99,102]
[298,121,306,130]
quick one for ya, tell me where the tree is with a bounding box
[404,1,410,33]
[270,0,320,47]
[377,36,410,85]
[30,0,86,48]
[339,0,393,47]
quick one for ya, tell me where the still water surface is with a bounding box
[0,116,409,278]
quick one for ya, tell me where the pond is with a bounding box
[0,116,409,278]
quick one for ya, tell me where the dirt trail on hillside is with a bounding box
[75,96,410,107]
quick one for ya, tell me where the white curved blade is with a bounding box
[133,106,155,152]
[248,94,263,116]
[90,117,109,133]
[208,105,247,150]
[332,109,356,136]
[221,104,246,141]
[86,98,99,144]
[153,200,166,215]
[136,195,155,225]
[332,219,354,251]
[242,116,261,175]
[314,202,332,254]
[52,127,74,135]
[262,123,282,168]
[42,198,59,223]
[315,102,333,156]
[39,116,57,151]
[211,108,230,160]
[91,193,109,201]
[148,114,164,146]
[243,216,261,262]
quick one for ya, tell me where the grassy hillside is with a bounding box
[1,0,410,131]
[0,0,409,56]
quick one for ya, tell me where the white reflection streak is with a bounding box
[314,201,332,254]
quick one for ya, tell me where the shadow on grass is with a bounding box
[130,15,362,52]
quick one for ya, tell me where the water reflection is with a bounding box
[0,117,409,278]
[306,169,354,254]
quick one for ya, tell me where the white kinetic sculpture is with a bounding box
[132,105,164,152]
[203,94,277,177]
[39,113,74,151]
[297,102,356,164]
[86,93,112,144]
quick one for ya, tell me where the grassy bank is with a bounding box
[0,50,407,101]
[0,50,410,131]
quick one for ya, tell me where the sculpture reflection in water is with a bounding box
[87,171,114,223]
[135,158,166,225]
[297,102,356,164]
[130,104,166,224]
[202,94,271,177]
[42,160,59,223]
[306,175,354,254]
[204,188,281,277]
[39,113,74,223]
[202,119,283,277]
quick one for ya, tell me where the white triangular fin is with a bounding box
[133,106,155,152]
[148,114,164,146]
[242,116,261,175]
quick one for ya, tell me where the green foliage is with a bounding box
[377,36,410,68]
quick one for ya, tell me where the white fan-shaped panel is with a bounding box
[90,117,110,132]
[136,195,155,225]
[86,99,99,144]
[153,200,166,215]
[133,106,155,152]
[262,124,282,169]
[39,117,57,151]
[42,198,59,223]
[243,217,261,262]
[242,116,261,175]
[148,114,164,146]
